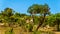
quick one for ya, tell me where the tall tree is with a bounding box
[1,8,14,17]
[27,4,40,31]
[1,8,15,27]
[36,4,50,30]
[27,4,50,30]
[47,13,60,31]
[55,13,60,31]
[27,4,40,22]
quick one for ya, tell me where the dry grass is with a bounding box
[0,26,60,34]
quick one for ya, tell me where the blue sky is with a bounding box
[0,0,60,14]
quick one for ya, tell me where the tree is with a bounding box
[47,13,60,31]
[1,8,14,17]
[27,4,40,31]
[46,14,56,27]
[55,13,60,31]
[27,4,40,22]
[27,4,50,31]
[0,8,15,27]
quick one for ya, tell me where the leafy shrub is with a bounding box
[5,28,14,34]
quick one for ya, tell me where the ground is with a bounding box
[0,26,60,34]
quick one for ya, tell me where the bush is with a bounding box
[5,28,14,34]
[33,31,54,34]
[26,23,33,32]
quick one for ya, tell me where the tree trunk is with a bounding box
[57,22,59,31]
[36,13,46,31]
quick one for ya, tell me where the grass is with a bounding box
[0,26,59,34]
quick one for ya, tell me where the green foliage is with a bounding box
[47,15,56,26]
[26,23,33,32]
[33,16,39,25]
[1,8,14,17]
[27,4,50,15]
[0,4,60,32]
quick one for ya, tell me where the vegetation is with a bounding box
[0,4,60,34]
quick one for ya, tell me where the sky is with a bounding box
[0,0,60,14]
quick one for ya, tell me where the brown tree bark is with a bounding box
[36,13,46,31]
